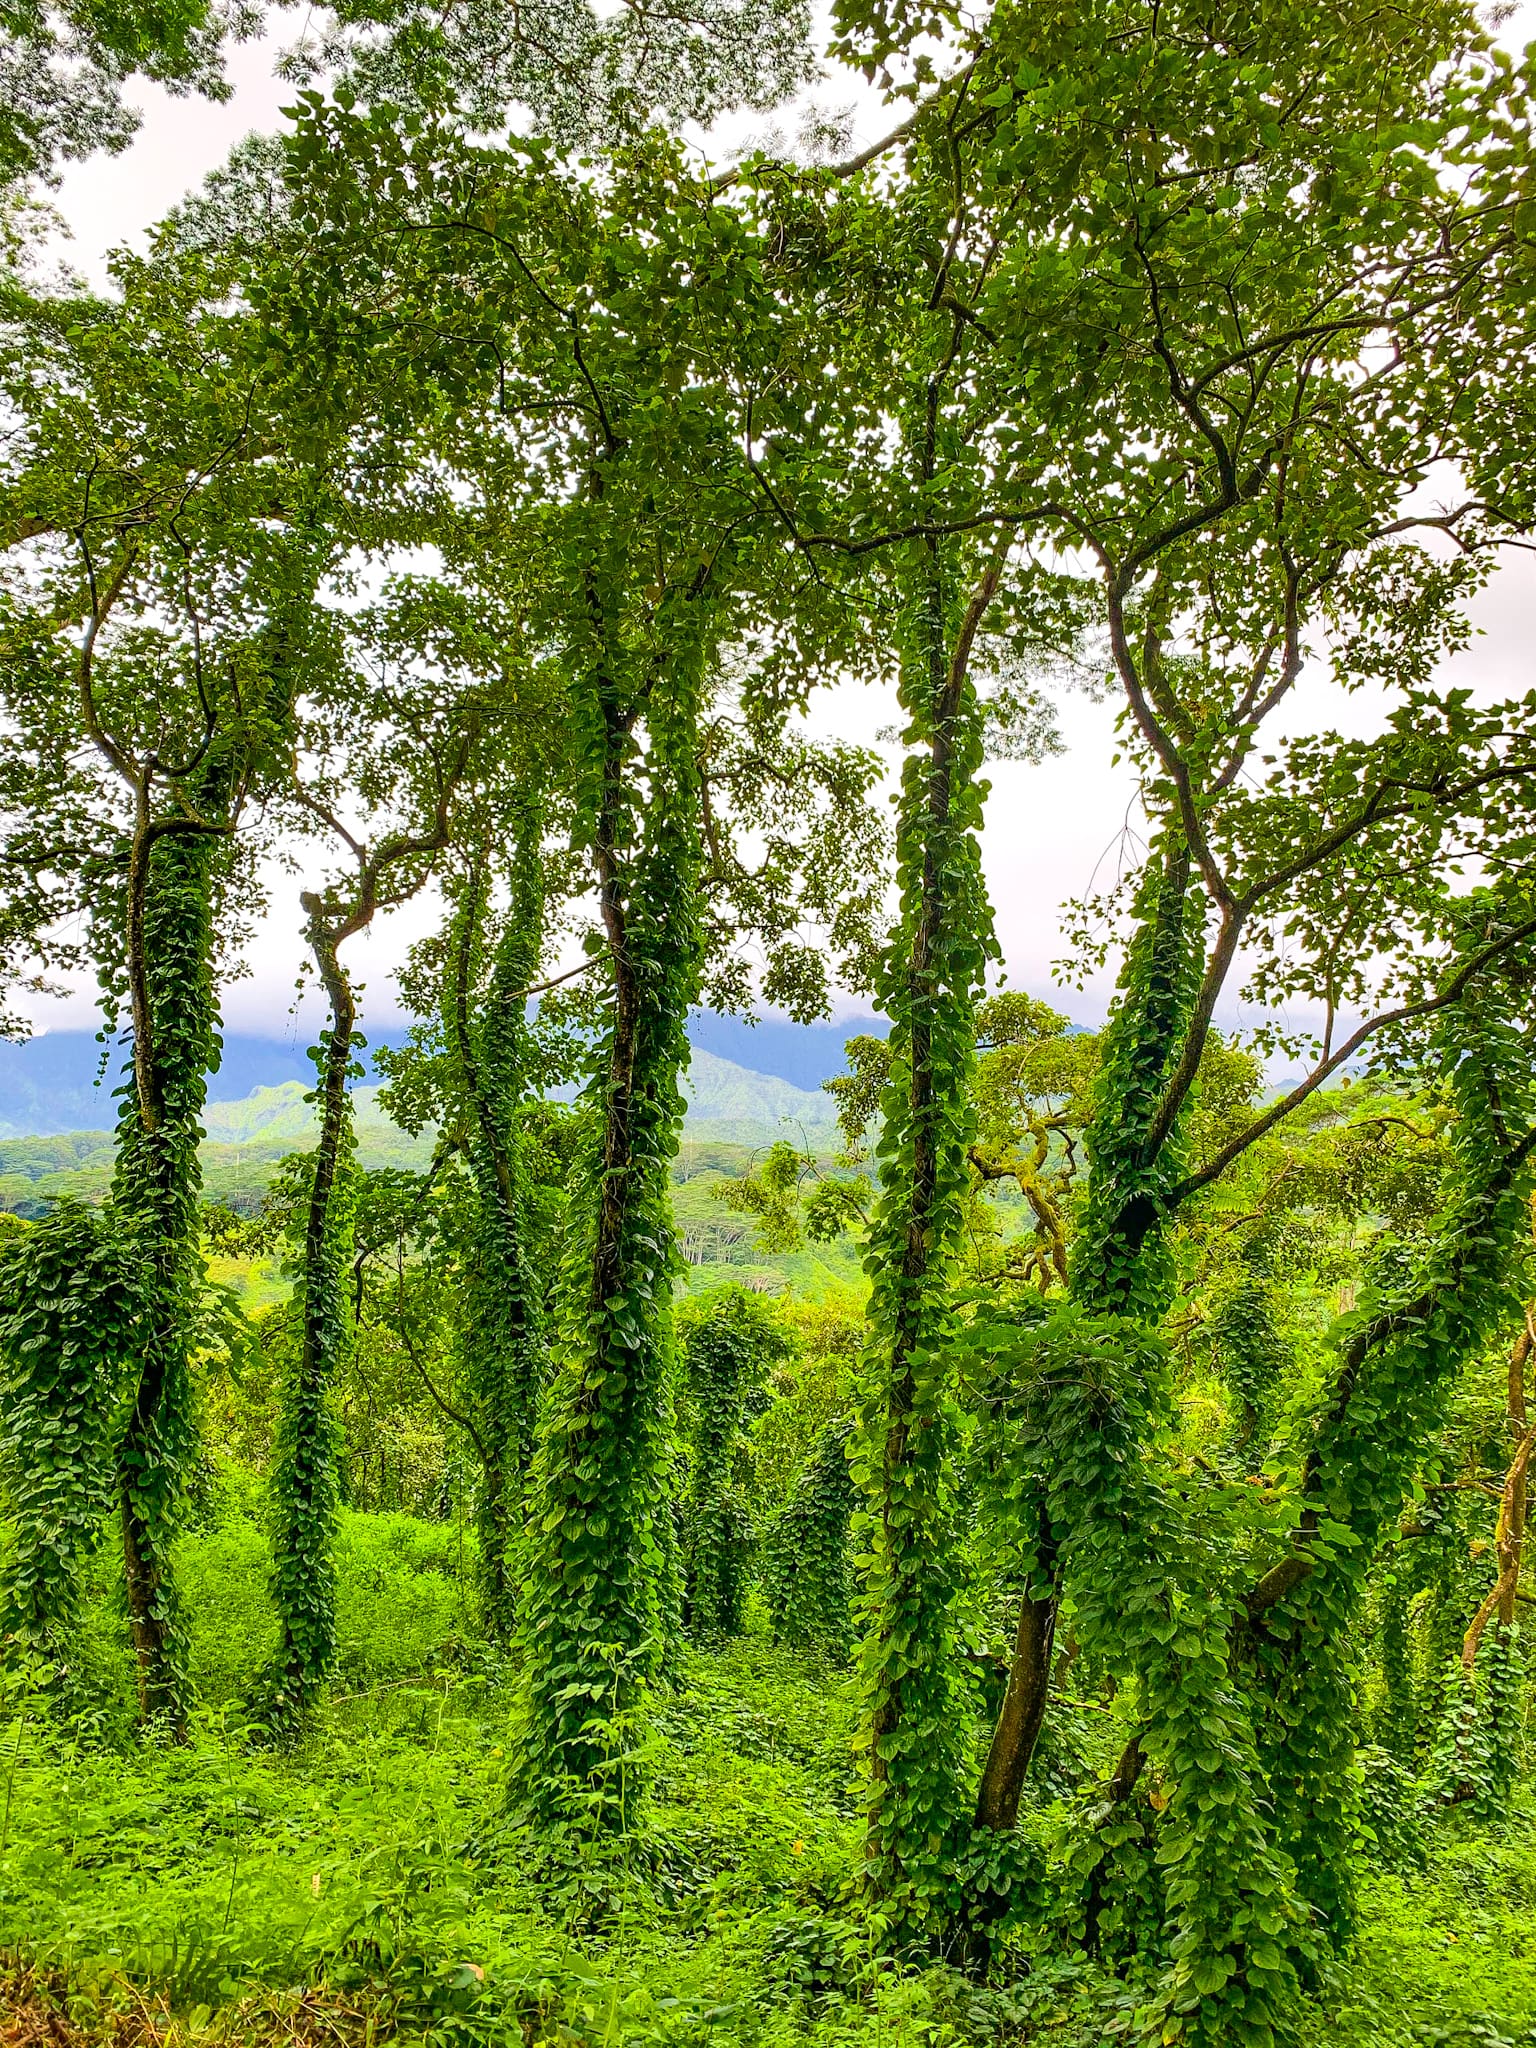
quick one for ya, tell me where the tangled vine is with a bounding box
[762,1417,858,1658]
[679,1285,786,1636]
[110,763,234,1733]
[853,540,999,1941]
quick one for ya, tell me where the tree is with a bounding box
[0,239,340,1727]
[266,104,894,1825]
[732,0,1536,2003]
[262,634,472,1723]
[677,1285,791,1635]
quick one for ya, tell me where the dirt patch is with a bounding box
[0,1965,390,2048]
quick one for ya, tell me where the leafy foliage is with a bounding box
[678,1286,791,1636]
[6,0,1536,2035]
[0,1204,142,1663]
[762,1416,858,1657]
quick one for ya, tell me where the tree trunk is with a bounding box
[977,838,1199,1817]
[447,827,545,1643]
[974,1580,1056,1830]
[266,912,356,1718]
[1462,1317,1533,1667]
[861,542,1000,1923]
[113,783,232,1733]
[516,591,707,1829]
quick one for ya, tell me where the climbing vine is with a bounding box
[109,763,235,1733]
[1207,1272,1288,1457]
[762,1417,858,1658]
[444,821,547,1643]
[977,1303,1307,2045]
[1430,1624,1526,1823]
[1243,951,1536,1944]
[515,582,709,1830]
[975,833,1205,1846]
[266,760,461,1724]
[1371,1562,1418,1764]
[853,538,1000,1942]
[678,1285,787,1636]
[263,1006,358,1725]
[0,1204,143,1667]
[1069,835,1206,1323]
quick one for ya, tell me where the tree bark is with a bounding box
[1463,1317,1533,1667]
[974,1577,1056,1830]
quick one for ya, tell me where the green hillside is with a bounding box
[0,1053,860,1297]
[0,1047,841,1216]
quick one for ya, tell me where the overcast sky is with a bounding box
[23,9,1536,1050]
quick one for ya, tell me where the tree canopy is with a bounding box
[3,2,1536,2042]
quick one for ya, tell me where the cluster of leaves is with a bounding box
[761,1416,858,1657]
[0,1202,142,1663]
[674,1286,794,1635]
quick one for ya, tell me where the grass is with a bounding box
[4,1510,1536,2048]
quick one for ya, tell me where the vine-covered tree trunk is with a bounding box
[975,836,1201,1824]
[111,783,232,1733]
[763,1418,857,1657]
[1068,836,1202,1319]
[856,542,998,1937]
[446,824,546,1644]
[976,842,1318,2043]
[516,594,706,1829]
[1249,988,1536,1935]
[973,1507,1055,1833]
[265,908,356,1720]
[680,1287,786,1636]
[978,909,1536,2044]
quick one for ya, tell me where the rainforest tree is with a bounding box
[0,241,343,1727]
[262,631,476,1722]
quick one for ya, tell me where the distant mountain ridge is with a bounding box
[194,1050,840,1150]
[0,1043,840,1149]
[0,1032,330,1139]
[0,1024,872,1142]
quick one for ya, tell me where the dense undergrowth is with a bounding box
[1,1511,1533,2048]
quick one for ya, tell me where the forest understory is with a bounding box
[2,1509,1535,2048]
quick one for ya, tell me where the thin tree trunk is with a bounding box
[516,585,707,1826]
[447,826,545,1639]
[977,839,1197,1819]
[863,538,1000,1915]
[974,1575,1056,1830]
[267,910,356,1716]
[113,785,232,1732]
[1463,1316,1533,1667]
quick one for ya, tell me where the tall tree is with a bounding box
[261,635,473,1722]
[268,108,888,1822]
[0,242,338,1726]
[740,0,1536,2007]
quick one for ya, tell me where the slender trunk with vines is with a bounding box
[857,538,999,1935]
[111,770,233,1734]
[976,835,1203,1824]
[447,821,547,1643]
[516,588,707,1831]
[264,904,357,1722]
